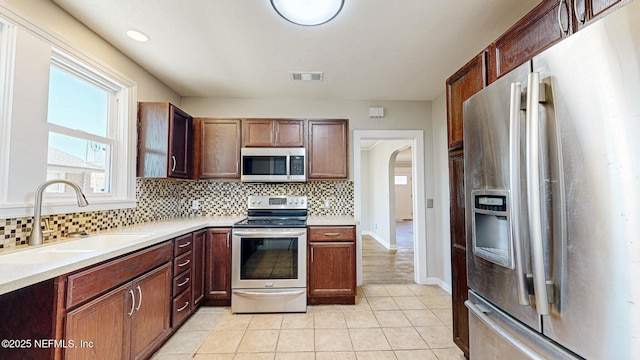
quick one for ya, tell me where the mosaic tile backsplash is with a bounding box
[0,178,354,248]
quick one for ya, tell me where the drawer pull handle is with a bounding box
[324,232,340,236]
[177,301,189,312]
[178,241,191,248]
[128,290,135,317]
[135,285,142,312]
[178,259,191,267]
[178,278,190,287]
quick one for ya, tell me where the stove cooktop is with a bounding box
[233,217,307,228]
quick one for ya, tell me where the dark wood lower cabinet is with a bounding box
[204,228,232,306]
[192,229,206,308]
[451,246,469,356]
[307,226,357,305]
[65,262,172,360]
[448,148,469,357]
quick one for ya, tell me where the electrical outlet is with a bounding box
[192,200,200,210]
[324,199,331,208]
[427,199,434,208]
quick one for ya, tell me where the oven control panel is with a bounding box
[248,195,307,209]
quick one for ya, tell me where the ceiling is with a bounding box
[52,0,540,102]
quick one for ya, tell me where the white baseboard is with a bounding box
[362,230,397,250]
[420,278,452,295]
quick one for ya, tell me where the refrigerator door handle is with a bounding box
[509,81,530,306]
[526,72,550,316]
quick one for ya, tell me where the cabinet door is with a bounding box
[205,228,232,301]
[307,119,349,179]
[446,53,486,150]
[487,0,570,84]
[65,283,131,360]
[574,0,630,29]
[196,118,241,179]
[168,105,192,178]
[130,263,172,360]
[242,119,274,147]
[192,229,206,307]
[308,241,356,297]
[448,149,469,357]
[275,120,304,147]
[451,246,469,356]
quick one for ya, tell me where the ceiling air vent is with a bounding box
[290,71,323,81]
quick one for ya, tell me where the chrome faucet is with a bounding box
[29,179,89,246]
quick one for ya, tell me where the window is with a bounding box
[395,175,408,185]
[45,49,132,203]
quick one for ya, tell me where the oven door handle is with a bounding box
[233,290,306,297]
[232,230,307,237]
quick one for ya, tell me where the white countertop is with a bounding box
[307,215,359,226]
[0,216,242,296]
[0,215,357,296]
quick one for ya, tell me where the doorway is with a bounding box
[360,143,416,284]
[353,130,427,285]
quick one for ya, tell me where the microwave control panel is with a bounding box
[290,156,305,175]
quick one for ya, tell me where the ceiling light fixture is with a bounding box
[271,0,344,26]
[126,29,149,42]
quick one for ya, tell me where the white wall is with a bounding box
[2,0,180,103]
[363,140,411,249]
[431,91,452,291]
[0,0,181,214]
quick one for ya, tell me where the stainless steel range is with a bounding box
[231,195,307,313]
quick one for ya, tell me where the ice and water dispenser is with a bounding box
[471,190,514,268]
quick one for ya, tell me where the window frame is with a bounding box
[0,6,138,218]
[40,48,137,209]
[46,50,119,199]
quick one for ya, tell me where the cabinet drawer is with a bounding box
[174,233,193,256]
[172,287,192,326]
[308,226,355,242]
[66,241,173,309]
[174,251,192,275]
[173,269,191,295]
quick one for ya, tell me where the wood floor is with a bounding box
[362,221,415,284]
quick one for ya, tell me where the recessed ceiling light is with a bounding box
[126,30,149,42]
[271,0,344,26]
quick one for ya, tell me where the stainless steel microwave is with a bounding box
[240,148,306,182]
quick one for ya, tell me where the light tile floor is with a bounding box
[151,284,465,360]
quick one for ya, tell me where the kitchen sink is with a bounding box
[0,233,153,264]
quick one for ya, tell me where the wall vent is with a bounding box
[290,71,323,81]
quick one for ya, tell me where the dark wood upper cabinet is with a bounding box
[242,119,304,147]
[193,118,242,179]
[573,0,630,30]
[487,0,570,84]
[307,119,349,180]
[137,102,193,179]
[446,52,486,150]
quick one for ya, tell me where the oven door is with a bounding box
[231,228,307,289]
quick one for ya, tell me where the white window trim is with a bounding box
[0,18,16,207]
[0,5,138,218]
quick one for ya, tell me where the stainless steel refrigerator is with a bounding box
[463,2,640,359]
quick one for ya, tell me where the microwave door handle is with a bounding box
[526,72,550,316]
[286,151,291,180]
[509,81,530,306]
